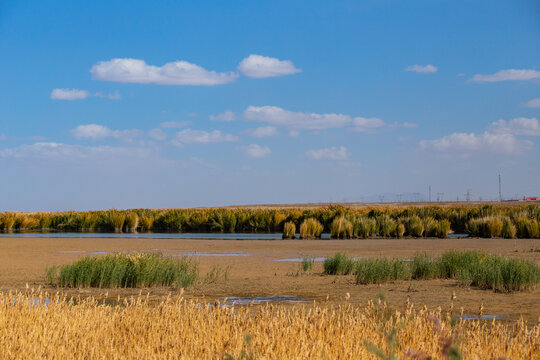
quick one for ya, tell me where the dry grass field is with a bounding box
[1,289,539,359]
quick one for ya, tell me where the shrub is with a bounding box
[139,215,154,231]
[423,217,438,237]
[282,221,296,239]
[299,218,323,239]
[353,217,376,238]
[125,212,139,232]
[377,215,397,237]
[436,219,451,238]
[330,217,353,239]
[501,217,516,239]
[404,216,424,237]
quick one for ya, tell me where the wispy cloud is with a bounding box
[470,69,540,82]
[0,142,155,160]
[244,106,350,130]
[160,121,190,128]
[147,128,167,141]
[242,144,271,158]
[405,64,438,73]
[488,117,540,136]
[210,110,236,122]
[90,58,238,86]
[50,88,90,100]
[351,117,386,133]
[172,129,238,147]
[247,126,277,138]
[419,117,539,156]
[51,88,121,100]
[238,54,301,78]
[70,124,141,140]
[306,146,349,160]
[523,98,540,108]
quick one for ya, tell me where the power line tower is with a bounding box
[498,174,502,202]
[429,185,431,202]
[465,189,472,201]
[397,194,402,203]
[378,195,385,203]
[437,192,444,202]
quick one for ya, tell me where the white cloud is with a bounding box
[0,142,155,160]
[90,58,238,86]
[420,117,538,156]
[247,126,277,138]
[172,129,238,147]
[523,98,540,108]
[243,144,271,158]
[470,69,540,82]
[351,117,386,133]
[420,132,531,155]
[488,117,540,136]
[244,106,350,130]
[238,54,301,78]
[50,88,90,100]
[306,146,349,160]
[210,110,236,122]
[70,124,141,140]
[405,64,438,73]
[147,128,167,141]
[94,91,121,100]
[160,121,190,128]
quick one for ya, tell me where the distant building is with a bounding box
[523,197,540,201]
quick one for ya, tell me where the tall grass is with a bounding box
[323,253,355,275]
[325,250,540,293]
[3,290,539,359]
[1,204,539,238]
[47,253,198,288]
[299,218,323,239]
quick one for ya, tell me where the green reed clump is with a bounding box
[300,256,315,272]
[377,215,397,237]
[404,215,424,237]
[282,221,296,239]
[467,216,503,238]
[49,253,198,288]
[396,223,405,238]
[437,250,485,279]
[330,216,353,239]
[353,217,376,238]
[457,256,540,292]
[299,218,323,239]
[355,258,411,284]
[411,253,440,279]
[323,253,355,275]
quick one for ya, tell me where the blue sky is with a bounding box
[1,0,539,211]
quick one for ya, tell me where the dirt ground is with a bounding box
[1,236,539,323]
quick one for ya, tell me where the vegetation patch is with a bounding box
[46,253,198,288]
[324,250,540,292]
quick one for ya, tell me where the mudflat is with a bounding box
[1,236,539,322]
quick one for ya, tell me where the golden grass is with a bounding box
[1,290,538,359]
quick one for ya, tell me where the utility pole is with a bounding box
[429,185,431,202]
[498,174,502,202]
